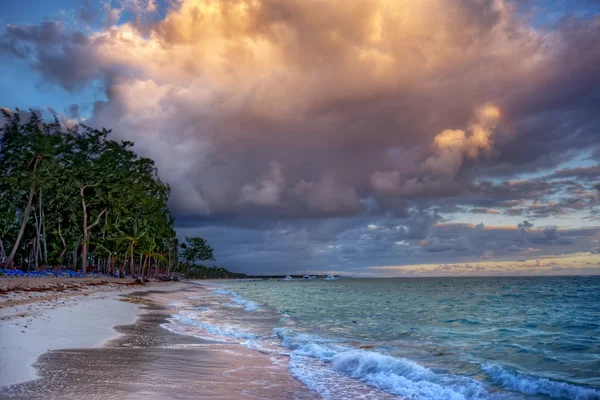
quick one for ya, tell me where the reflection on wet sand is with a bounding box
[0,291,317,400]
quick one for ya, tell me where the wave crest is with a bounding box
[276,328,488,400]
[483,364,600,399]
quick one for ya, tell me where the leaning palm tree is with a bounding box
[115,218,148,278]
[91,233,127,277]
[146,248,167,278]
[138,234,157,278]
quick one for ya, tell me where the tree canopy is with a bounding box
[0,110,174,277]
[0,110,245,279]
[176,236,241,279]
[181,236,214,264]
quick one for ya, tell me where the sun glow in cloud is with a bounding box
[1,0,599,274]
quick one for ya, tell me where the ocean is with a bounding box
[162,276,600,399]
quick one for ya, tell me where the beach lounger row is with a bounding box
[1,269,127,278]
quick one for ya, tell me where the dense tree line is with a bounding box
[176,236,246,279]
[0,110,244,279]
[0,110,177,277]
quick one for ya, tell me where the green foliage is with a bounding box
[181,236,215,264]
[1,110,243,279]
[0,110,175,275]
[175,263,246,279]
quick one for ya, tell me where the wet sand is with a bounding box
[0,287,317,400]
[0,280,190,386]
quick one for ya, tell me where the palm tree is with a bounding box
[138,235,157,278]
[116,218,148,278]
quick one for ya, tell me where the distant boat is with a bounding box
[324,275,338,281]
[302,275,314,281]
[281,275,293,281]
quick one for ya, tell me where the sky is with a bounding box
[1,0,599,276]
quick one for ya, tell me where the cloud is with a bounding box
[290,176,363,215]
[548,165,600,180]
[240,161,285,206]
[174,218,600,274]
[522,259,545,268]
[1,0,600,274]
[486,241,498,249]
[470,207,501,214]
[371,104,502,197]
[517,220,534,242]
[2,0,599,222]
[506,244,524,252]
[481,250,495,259]
[531,227,576,245]
[421,235,471,252]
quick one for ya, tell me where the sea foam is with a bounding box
[275,328,489,400]
[213,287,259,311]
[166,311,261,341]
[483,364,600,399]
[332,351,489,400]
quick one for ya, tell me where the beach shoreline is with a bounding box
[0,280,317,399]
[0,278,192,387]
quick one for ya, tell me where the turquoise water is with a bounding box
[164,276,600,399]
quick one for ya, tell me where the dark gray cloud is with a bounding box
[1,0,600,273]
[506,244,524,252]
[530,227,577,245]
[421,236,471,253]
[0,21,112,91]
[1,2,599,222]
[469,207,502,215]
[548,165,600,180]
[177,219,600,274]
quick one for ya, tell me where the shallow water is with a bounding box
[0,290,317,400]
[165,276,600,399]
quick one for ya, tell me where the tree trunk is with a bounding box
[120,257,126,279]
[27,243,33,272]
[6,157,40,269]
[167,242,174,277]
[58,222,67,267]
[0,236,6,261]
[79,186,106,274]
[102,212,108,240]
[167,247,171,276]
[73,240,80,270]
[141,254,149,278]
[34,213,41,270]
[40,189,48,265]
[33,238,38,270]
[129,242,135,278]
[80,187,88,274]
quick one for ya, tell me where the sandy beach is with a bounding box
[0,278,190,388]
[0,278,316,399]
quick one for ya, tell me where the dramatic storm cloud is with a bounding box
[2,0,599,275]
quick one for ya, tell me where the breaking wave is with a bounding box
[483,364,600,399]
[275,328,490,400]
